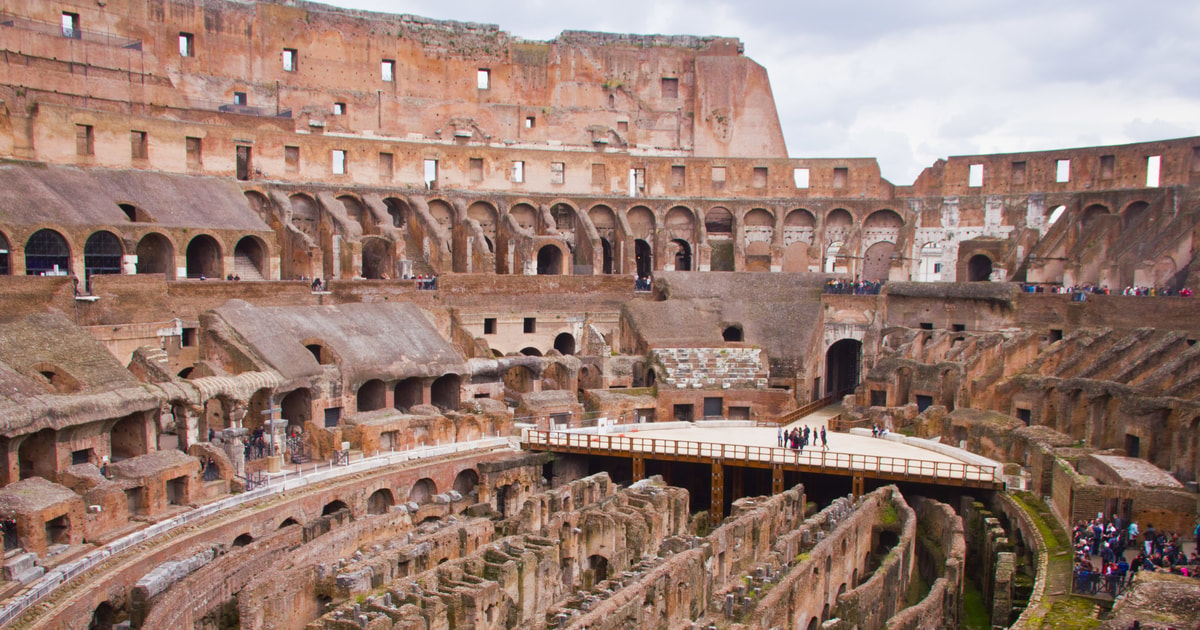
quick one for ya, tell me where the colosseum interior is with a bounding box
[0,1,1196,629]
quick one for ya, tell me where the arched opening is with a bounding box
[232,533,253,547]
[338,195,372,233]
[135,233,175,279]
[1123,201,1151,230]
[356,379,386,412]
[280,388,312,433]
[427,199,455,230]
[824,241,843,273]
[587,554,610,586]
[278,517,300,529]
[453,469,479,496]
[89,602,115,630]
[509,203,538,232]
[430,374,460,410]
[0,232,10,275]
[705,207,733,235]
[553,333,576,355]
[1081,204,1111,228]
[503,365,535,395]
[383,197,410,229]
[862,241,894,282]
[542,362,570,391]
[468,201,498,244]
[367,488,394,515]
[940,368,959,412]
[634,239,653,277]
[551,202,574,230]
[807,619,819,630]
[24,229,70,276]
[670,238,691,271]
[305,342,337,365]
[185,234,223,279]
[233,236,266,280]
[967,254,993,281]
[457,418,482,442]
[408,478,437,504]
[825,339,862,396]
[1047,204,1067,226]
[917,242,942,281]
[321,500,349,516]
[110,414,148,461]
[519,347,542,356]
[394,378,422,411]
[177,367,193,379]
[599,238,614,274]
[722,325,743,342]
[84,231,123,288]
[536,245,563,275]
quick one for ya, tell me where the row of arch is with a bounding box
[0,228,270,282]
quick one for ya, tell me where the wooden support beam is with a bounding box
[771,464,784,495]
[852,475,865,498]
[710,462,724,524]
[632,456,645,482]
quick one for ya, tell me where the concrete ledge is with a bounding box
[849,428,1004,479]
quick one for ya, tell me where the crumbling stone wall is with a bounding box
[884,497,965,630]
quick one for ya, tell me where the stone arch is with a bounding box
[337,194,374,234]
[536,244,564,275]
[509,203,538,232]
[520,347,543,356]
[0,231,9,275]
[626,206,656,239]
[185,234,223,279]
[542,362,570,391]
[917,242,942,281]
[743,207,774,231]
[280,388,312,432]
[232,533,253,547]
[111,414,149,461]
[242,190,271,224]
[456,418,482,442]
[356,379,386,412]
[382,197,410,229]
[135,232,175,279]
[782,209,816,273]
[367,488,395,515]
[598,237,614,274]
[408,478,437,503]
[668,238,692,271]
[233,235,267,279]
[288,193,321,241]
[825,208,853,230]
[824,241,844,273]
[862,241,894,282]
[705,207,733,235]
[361,236,394,279]
[394,378,422,410]
[968,254,993,281]
[24,228,71,276]
[1152,255,1178,288]
[468,201,499,242]
[786,208,816,228]
[321,500,350,516]
[550,201,575,231]
[554,332,576,355]
[665,205,696,243]
[453,469,479,496]
[864,209,904,229]
[18,429,55,480]
[83,231,123,286]
[279,517,300,529]
[431,374,460,410]
[303,340,339,366]
[1081,204,1111,228]
[90,601,115,630]
[589,205,617,274]
[587,554,610,585]
[825,339,862,396]
[1122,201,1151,230]
[503,365,535,394]
[634,239,653,277]
[723,325,743,342]
[940,368,959,411]
[427,199,456,230]
[745,241,771,272]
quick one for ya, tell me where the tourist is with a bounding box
[820,426,828,449]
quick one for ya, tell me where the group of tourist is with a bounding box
[243,428,272,461]
[1071,517,1200,597]
[1021,283,1193,297]
[823,279,885,295]
[633,275,652,292]
[408,274,437,290]
[777,425,827,452]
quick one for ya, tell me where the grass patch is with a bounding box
[1039,597,1100,629]
[1010,491,1069,551]
[961,579,990,630]
[878,503,899,527]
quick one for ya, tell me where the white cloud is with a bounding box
[319,0,1200,183]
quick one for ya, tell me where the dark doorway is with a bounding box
[185,235,222,279]
[635,239,652,277]
[84,231,123,290]
[553,333,576,355]
[537,245,563,275]
[24,229,70,276]
[825,339,862,396]
[722,325,743,342]
[673,404,693,422]
[431,374,460,410]
[236,145,252,181]
[233,236,265,280]
[703,397,723,418]
[135,233,175,278]
[1125,434,1141,458]
[0,232,10,275]
[600,238,614,274]
[968,254,993,282]
[671,238,691,271]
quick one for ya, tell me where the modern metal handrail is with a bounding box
[522,430,999,483]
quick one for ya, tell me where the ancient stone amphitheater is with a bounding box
[0,1,1195,628]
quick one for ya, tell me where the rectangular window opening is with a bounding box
[324,407,342,428]
[951,323,966,332]
[703,397,723,418]
[630,167,645,195]
[285,146,299,173]
[753,167,768,188]
[870,390,887,407]
[670,165,685,188]
[661,77,678,99]
[591,163,606,187]
[968,163,984,187]
[711,166,727,188]
[71,449,92,466]
[833,167,848,189]
[423,159,438,185]
[186,136,202,168]
[1055,159,1070,183]
[282,48,297,72]
[915,395,933,412]
[235,145,252,181]
[1100,154,1115,179]
[1192,147,1200,173]
[524,116,534,129]
[793,167,810,189]
[179,32,194,57]
[510,160,524,183]
[181,327,196,347]
[333,102,345,116]
[483,318,497,334]
[233,91,247,106]
[332,149,347,175]
[1016,408,1032,425]
[919,322,934,330]
[62,12,79,39]
[1011,160,1026,184]
[616,121,629,134]
[76,124,93,156]
[477,68,490,90]
[523,317,536,333]
[1146,155,1161,187]
[550,162,564,185]
[131,130,147,160]
[469,157,483,182]
[1049,329,1063,342]
[381,59,395,82]
[378,152,393,180]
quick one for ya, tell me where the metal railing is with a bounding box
[0,12,142,49]
[522,430,999,484]
[0,437,509,628]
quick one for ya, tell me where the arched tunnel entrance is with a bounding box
[825,339,862,397]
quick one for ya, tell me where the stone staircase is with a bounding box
[233,254,265,281]
[653,347,769,390]
[3,549,43,585]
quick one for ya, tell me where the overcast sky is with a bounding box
[321,0,1200,184]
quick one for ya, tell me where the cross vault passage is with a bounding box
[0,1,1195,629]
